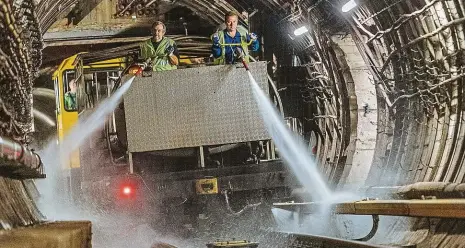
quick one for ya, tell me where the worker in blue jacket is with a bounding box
[211,11,260,65]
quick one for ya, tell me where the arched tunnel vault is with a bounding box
[2,0,465,247]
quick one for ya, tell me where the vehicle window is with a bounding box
[63,71,78,112]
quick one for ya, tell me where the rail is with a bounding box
[265,232,396,248]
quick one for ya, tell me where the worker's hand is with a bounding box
[165,45,175,56]
[249,32,258,41]
[212,33,220,45]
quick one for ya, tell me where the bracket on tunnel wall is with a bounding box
[353,215,379,242]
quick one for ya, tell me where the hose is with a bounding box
[222,190,262,216]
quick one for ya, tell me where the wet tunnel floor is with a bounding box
[0,220,394,248]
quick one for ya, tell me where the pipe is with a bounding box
[363,182,465,199]
[33,108,56,127]
[32,88,55,98]
[273,198,465,219]
[222,190,261,216]
[0,136,44,179]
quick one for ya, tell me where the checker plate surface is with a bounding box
[124,62,270,152]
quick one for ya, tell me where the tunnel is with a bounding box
[1,0,465,247]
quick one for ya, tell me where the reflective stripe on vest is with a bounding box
[140,37,177,71]
[212,30,250,65]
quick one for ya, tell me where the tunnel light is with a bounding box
[342,0,358,12]
[122,186,132,196]
[293,26,309,36]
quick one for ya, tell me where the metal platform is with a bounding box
[124,62,270,152]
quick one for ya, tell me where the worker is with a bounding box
[140,21,179,71]
[64,79,77,111]
[211,11,260,65]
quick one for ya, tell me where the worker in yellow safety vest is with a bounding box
[211,11,259,65]
[140,21,179,71]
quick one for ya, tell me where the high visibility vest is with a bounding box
[140,37,177,71]
[212,30,250,65]
[64,92,77,111]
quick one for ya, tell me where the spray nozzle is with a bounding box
[235,47,249,71]
[131,58,152,75]
[140,58,152,72]
[235,47,244,59]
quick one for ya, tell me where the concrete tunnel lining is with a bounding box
[1,0,465,247]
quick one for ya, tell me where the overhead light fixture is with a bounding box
[293,26,309,36]
[342,0,358,12]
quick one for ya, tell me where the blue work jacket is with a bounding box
[212,30,260,64]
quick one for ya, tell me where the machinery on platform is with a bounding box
[52,48,295,231]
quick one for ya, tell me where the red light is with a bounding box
[128,65,142,75]
[122,186,132,196]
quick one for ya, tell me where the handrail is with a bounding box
[218,39,255,47]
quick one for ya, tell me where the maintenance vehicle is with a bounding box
[52,38,296,232]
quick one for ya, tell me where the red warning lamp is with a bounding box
[117,178,139,200]
[122,186,132,196]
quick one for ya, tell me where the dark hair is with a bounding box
[151,21,166,32]
[224,11,239,22]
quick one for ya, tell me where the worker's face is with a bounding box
[152,24,165,42]
[225,15,238,33]
[69,80,76,92]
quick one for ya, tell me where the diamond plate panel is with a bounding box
[124,61,270,152]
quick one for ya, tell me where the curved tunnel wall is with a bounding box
[284,0,465,189]
[344,0,465,186]
[0,0,46,230]
[296,0,465,246]
[3,0,465,246]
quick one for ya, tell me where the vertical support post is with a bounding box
[129,152,134,173]
[266,140,271,160]
[94,73,99,102]
[199,146,205,168]
[271,140,276,159]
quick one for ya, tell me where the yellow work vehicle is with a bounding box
[52,54,126,196]
[53,45,293,234]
